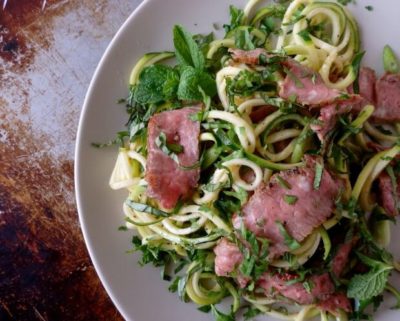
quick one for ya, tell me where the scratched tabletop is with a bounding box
[0,0,143,320]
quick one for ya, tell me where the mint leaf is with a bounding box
[134,65,175,104]
[173,25,205,70]
[162,68,180,101]
[177,66,216,101]
[347,267,392,300]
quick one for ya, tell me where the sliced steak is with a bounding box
[229,48,268,65]
[237,156,341,257]
[259,272,335,305]
[310,96,361,141]
[358,67,376,103]
[378,172,400,217]
[318,292,352,313]
[374,73,400,122]
[214,238,243,276]
[249,105,277,123]
[331,241,355,277]
[146,106,201,209]
[279,59,342,106]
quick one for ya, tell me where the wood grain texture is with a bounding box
[0,0,143,320]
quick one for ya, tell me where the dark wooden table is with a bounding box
[0,1,143,319]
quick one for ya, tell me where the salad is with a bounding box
[105,0,400,320]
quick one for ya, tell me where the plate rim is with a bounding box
[74,0,154,320]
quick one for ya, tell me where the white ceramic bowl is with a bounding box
[75,1,400,320]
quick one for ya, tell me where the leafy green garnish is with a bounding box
[347,253,394,301]
[313,162,324,190]
[130,236,176,267]
[155,132,184,164]
[134,64,178,104]
[235,28,256,50]
[173,25,205,70]
[383,45,400,74]
[283,66,304,88]
[276,221,301,250]
[276,175,292,189]
[210,305,235,321]
[238,227,269,283]
[283,194,298,205]
[223,5,244,34]
[297,29,312,42]
[351,51,366,94]
[92,131,129,148]
[243,306,262,320]
[177,66,216,101]
[226,70,265,100]
[126,200,170,217]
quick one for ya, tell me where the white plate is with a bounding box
[75,1,400,320]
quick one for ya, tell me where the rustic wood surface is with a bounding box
[0,0,143,320]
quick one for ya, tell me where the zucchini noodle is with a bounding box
[276,0,360,89]
[106,1,400,321]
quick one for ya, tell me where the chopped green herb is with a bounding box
[223,5,244,33]
[210,305,235,321]
[283,194,298,205]
[365,5,373,11]
[243,306,262,320]
[276,175,292,189]
[351,51,366,94]
[155,132,184,164]
[337,0,355,5]
[313,162,324,190]
[126,200,170,217]
[198,305,212,313]
[173,25,205,70]
[235,28,256,50]
[283,66,304,88]
[297,29,312,42]
[276,221,301,250]
[383,45,400,74]
[302,280,314,293]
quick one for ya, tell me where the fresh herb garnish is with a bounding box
[173,25,205,70]
[276,221,301,250]
[352,51,366,94]
[283,194,298,205]
[276,175,292,189]
[223,5,244,34]
[347,253,393,301]
[155,132,184,164]
[313,162,323,190]
[126,200,170,217]
[283,66,304,88]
